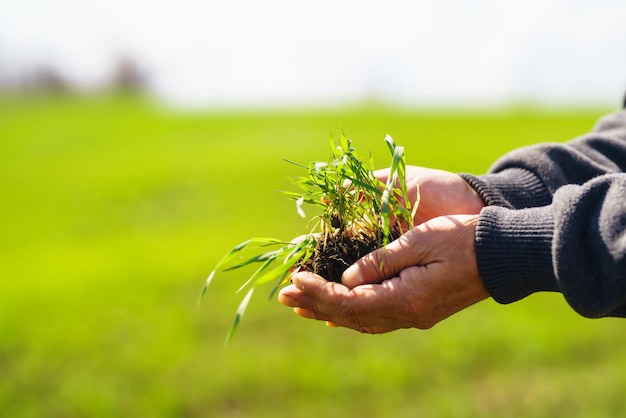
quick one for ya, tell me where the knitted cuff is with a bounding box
[460,168,553,209]
[475,205,558,304]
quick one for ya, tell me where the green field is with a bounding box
[1,94,624,417]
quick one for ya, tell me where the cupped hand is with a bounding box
[374,166,485,225]
[278,214,489,333]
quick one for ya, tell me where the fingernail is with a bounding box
[341,265,363,288]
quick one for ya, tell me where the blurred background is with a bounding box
[1,1,626,417]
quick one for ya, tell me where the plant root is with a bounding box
[301,228,402,283]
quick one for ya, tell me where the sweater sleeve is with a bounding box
[475,174,626,318]
[461,104,626,317]
[459,108,626,209]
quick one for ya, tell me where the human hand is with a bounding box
[374,166,485,225]
[278,215,489,333]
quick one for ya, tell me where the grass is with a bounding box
[0,93,624,417]
[203,132,414,344]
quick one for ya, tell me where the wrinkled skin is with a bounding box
[278,166,489,333]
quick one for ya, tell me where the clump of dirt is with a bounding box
[301,228,402,283]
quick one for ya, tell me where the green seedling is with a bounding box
[201,133,418,345]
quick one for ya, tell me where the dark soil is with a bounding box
[301,228,402,283]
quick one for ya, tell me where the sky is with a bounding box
[1,0,625,109]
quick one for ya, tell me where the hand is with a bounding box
[278,215,489,333]
[374,166,485,225]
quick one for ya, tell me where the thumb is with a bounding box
[341,233,417,288]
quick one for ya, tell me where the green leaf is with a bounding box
[267,267,296,300]
[282,158,309,169]
[222,250,281,271]
[236,258,274,294]
[225,287,255,346]
[385,134,396,155]
[254,259,298,287]
[339,130,350,153]
[197,238,256,302]
[205,132,418,344]
[344,176,383,196]
[296,196,306,218]
[198,237,292,303]
[197,269,217,305]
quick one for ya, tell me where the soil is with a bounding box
[301,228,402,283]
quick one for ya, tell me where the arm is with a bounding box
[460,109,626,210]
[278,107,626,331]
[478,173,626,317]
[278,174,626,332]
[461,107,626,314]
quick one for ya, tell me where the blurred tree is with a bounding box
[110,56,146,92]
[0,64,70,94]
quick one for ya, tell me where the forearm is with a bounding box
[552,174,626,317]
[476,174,626,318]
[460,109,626,210]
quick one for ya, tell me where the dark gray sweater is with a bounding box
[460,104,626,318]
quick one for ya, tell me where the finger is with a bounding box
[341,229,423,288]
[279,271,351,319]
[294,271,422,333]
[289,271,392,330]
[290,271,413,333]
[278,282,320,311]
[291,271,348,304]
[293,307,331,321]
[322,279,412,332]
[277,284,303,307]
[279,282,334,322]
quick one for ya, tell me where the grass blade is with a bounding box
[236,258,274,293]
[282,158,309,169]
[198,237,289,304]
[198,269,217,305]
[296,196,306,218]
[225,287,255,346]
[204,133,416,344]
[254,261,296,287]
[222,250,280,271]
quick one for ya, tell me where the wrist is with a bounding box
[460,168,552,209]
[475,205,558,304]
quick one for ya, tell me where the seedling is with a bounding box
[201,133,418,345]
